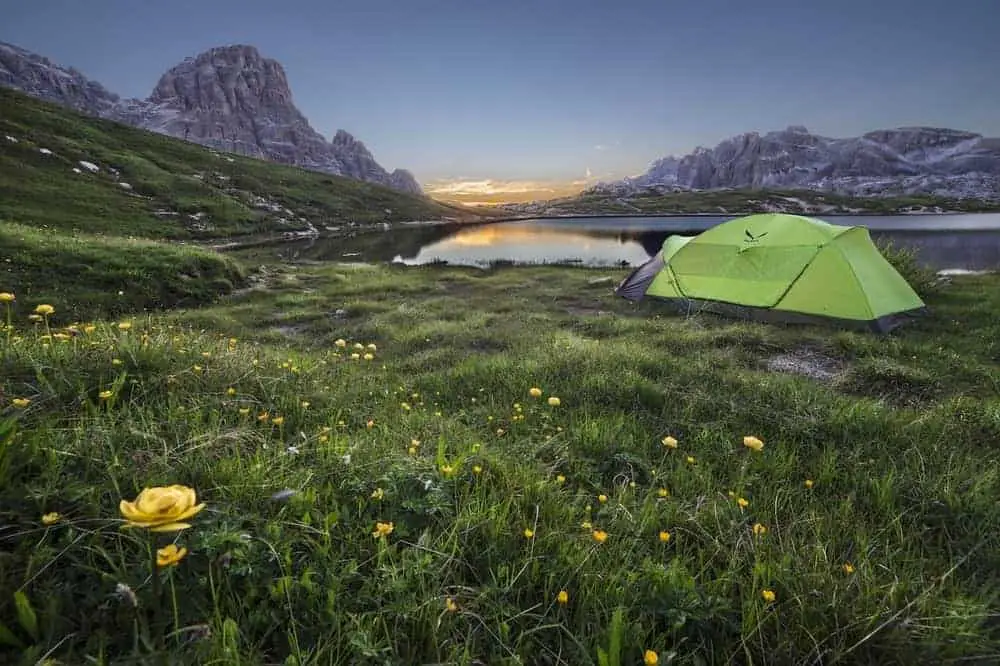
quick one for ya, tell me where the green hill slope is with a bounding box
[0,87,485,240]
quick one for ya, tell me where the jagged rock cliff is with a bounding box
[0,41,423,194]
[599,125,1000,199]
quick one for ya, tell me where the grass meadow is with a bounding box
[2,258,999,665]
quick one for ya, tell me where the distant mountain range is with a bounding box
[0,41,422,194]
[592,125,1000,200]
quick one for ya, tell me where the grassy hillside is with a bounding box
[2,262,999,664]
[0,87,486,240]
[494,187,1000,217]
[0,222,246,322]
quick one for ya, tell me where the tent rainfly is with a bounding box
[615,213,927,333]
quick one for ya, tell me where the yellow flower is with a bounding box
[334,338,347,348]
[657,487,669,498]
[372,521,394,539]
[227,387,236,396]
[598,494,608,504]
[556,474,566,484]
[156,543,188,567]
[592,529,608,544]
[761,589,776,603]
[661,436,678,448]
[238,408,250,416]
[98,390,113,400]
[34,304,55,316]
[529,387,542,398]
[258,411,270,422]
[0,292,14,302]
[472,465,483,475]
[117,321,132,331]
[401,402,411,411]
[547,396,561,406]
[686,456,695,464]
[644,650,659,665]
[752,523,768,536]
[445,597,458,612]
[11,398,30,408]
[83,325,96,334]
[366,343,377,352]
[41,512,61,525]
[192,365,202,373]
[366,419,375,428]
[440,464,454,476]
[557,590,569,605]
[737,497,749,509]
[804,479,814,489]
[272,416,285,426]
[581,520,592,529]
[363,353,374,361]
[843,562,856,574]
[353,342,365,351]
[119,485,206,532]
[743,435,764,452]
[523,528,534,539]
[658,530,671,543]
[370,488,384,500]
[111,358,122,366]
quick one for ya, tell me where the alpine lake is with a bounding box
[230,213,1000,274]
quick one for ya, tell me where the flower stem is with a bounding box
[170,574,180,642]
[148,533,163,648]
[149,534,161,600]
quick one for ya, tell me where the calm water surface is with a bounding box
[267,214,1000,272]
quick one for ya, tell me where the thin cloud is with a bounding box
[424,179,558,196]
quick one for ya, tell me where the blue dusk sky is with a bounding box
[4,0,999,199]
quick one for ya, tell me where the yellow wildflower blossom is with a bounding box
[372,521,394,539]
[119,485,205,532]
[156,544,188,567]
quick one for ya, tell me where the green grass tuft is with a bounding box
[0,221,247,322]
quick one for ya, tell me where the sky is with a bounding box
[4,0,999,203]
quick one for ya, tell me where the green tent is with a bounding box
[616,213,927,332]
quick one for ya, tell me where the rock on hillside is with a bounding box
[0,41,423,195]
[600,125,1000,200]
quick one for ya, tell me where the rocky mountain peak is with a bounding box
[607,124,1000,199]
[0,40,424,195]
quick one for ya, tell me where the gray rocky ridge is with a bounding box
[0,41,423,194]
[596,125,1000,200]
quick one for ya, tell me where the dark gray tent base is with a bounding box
[645,296,929,334]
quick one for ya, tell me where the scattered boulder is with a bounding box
[78,160,99,172]
[38,147,53,155]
